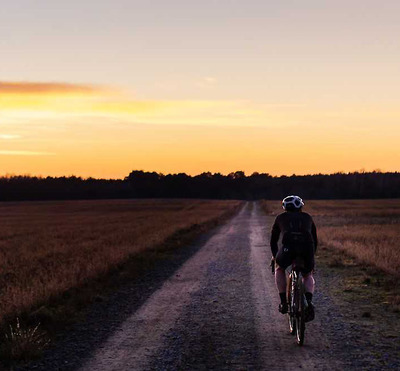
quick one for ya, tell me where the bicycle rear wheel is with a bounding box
[295,278,305,345]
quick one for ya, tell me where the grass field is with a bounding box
[0,199,241,323]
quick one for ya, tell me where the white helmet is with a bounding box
[282,195,304,210]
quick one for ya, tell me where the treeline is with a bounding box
[1,171,399,201]
[0,176,130,201]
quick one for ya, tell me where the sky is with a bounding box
[1,0,400,178]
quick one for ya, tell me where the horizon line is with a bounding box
[1,169,396,181]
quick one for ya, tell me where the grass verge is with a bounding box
[317,244,400,316]
[316,243,400,366]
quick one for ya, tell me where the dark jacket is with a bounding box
[270,210,318,258]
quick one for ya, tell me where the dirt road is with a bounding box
[27,202,398,370]
[78,202,342,370]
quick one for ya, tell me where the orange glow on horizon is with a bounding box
[1,80,399,179]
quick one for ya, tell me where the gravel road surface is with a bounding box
[25,202,399,370]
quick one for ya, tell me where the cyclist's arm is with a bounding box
[270,219,280,258]
[312,221,318,253]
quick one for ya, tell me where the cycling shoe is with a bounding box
[305,302,315,322]
[279,303,288,314]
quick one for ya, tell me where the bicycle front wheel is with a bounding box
[288,288,296,335]
[287,274,295,335]
[295,279,305,345]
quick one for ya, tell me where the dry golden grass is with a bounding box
[262,199,400,277]
[0,199,241,320]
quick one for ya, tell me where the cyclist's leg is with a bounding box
[275,246,292,293]
[275,266,289,314]
[303,272,315,322]
[301,246,315,321]
[275,265,287,294]
[300,244,315,295]
[303,272,315,294]
[275,246,292,313]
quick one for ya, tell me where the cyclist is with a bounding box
[270,195,317,321]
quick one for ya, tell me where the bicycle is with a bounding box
[271,257,308,346]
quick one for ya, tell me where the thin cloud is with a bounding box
[195,77,217,89]
[0,80,308,128]
[0,134,21,140]
[0,81,104,95]
[0,150,55,156]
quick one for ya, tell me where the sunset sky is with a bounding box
[1,0,400,178]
